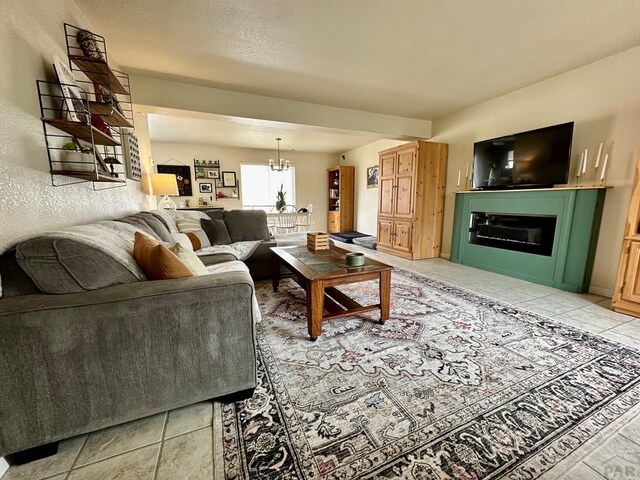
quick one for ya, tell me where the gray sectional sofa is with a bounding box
[0,209,275,460]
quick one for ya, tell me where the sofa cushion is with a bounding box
[198,252,237,266]
[0,249,39,298]
[223,210,270,242]
[248,241,277,262]
[16,237,140,294]
[206,210,224,221]
[133,232,193,280]
[201,218,231,245]
[151,209,180,233]
[116,212,173,243]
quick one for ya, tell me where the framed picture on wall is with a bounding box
[199,182,213,193]
[222,171,237,187]
[207,170,219,179]
[367,165,379,189]
[157,164,192,196]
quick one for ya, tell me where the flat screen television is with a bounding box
[473,122,574,189]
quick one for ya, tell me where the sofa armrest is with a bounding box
[0,272,257,455]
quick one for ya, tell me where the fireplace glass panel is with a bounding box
[469,212,557,256]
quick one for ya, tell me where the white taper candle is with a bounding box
[457,169,461,187]
[600,153,609,181]
[595,143,603,169]
[577,152,584,177]
[582,149,588,174]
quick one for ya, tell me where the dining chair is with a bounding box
[276,206,298,234]
[295,203,313,232]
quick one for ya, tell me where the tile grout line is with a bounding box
[61,434,89,480]
[163,424,211,441]
[64,440,162,474]
[152,411,169,480]
[582,461,608,479]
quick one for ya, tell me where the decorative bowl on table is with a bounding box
[345,252,365,267]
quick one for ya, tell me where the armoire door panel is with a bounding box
[377,220,393,248]
[379,178,395,216]
[380,153,396,178]
[397,149,416,175]
[393,222,413,253]
[394,175,414,218]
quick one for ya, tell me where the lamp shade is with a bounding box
[152,174,178,196]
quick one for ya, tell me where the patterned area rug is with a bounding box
[216,269,640,479]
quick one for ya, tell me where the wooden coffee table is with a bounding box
[271,245,392,341]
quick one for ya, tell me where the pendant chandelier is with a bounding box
[269,137,290,171]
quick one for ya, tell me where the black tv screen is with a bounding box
[473,122,573,189]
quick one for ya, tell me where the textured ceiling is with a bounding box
[76,0,640,120]
[145,112,385,153]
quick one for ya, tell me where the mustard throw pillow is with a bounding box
[133,232,193,280]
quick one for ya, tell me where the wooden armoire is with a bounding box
[612,149,640,316]
[376,141,448,259]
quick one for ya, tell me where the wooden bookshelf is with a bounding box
[327,166,354,233]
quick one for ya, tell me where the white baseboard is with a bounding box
[0,457,9,478]
[589,286,613,298]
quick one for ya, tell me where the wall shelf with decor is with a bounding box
[36,24,135,187]
[193,159,239,201]
[193,159,220,179]
[215,171,239,200]
[64,23,134,127]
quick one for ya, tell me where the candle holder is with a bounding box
[593,166,599,187]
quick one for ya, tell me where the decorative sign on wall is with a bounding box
[123,133,141,181]
[157,164,192,196]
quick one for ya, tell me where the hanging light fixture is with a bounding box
[269,137,290,171]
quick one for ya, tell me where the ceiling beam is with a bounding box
[130,74,431,140]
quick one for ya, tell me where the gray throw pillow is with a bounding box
[201,218,232,245]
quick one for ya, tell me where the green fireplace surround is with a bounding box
[451,187,607,293]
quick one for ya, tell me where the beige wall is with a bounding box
[431,46,640,296]
[341,140,409,235]
[0,0,152,252]
[151,142,338,231]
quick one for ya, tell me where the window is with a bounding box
[240,164,296,211]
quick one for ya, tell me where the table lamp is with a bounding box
[152,173,178,210]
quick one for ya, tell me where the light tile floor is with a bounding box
[4,250,640,480]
